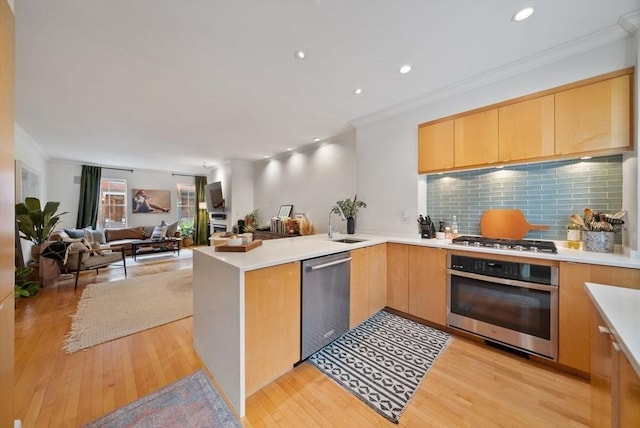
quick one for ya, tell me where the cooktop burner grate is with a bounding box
[451,235,557,253]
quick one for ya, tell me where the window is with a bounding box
[98,178,127,229]
[177,183,196,224]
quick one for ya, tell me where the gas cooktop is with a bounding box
[451,235,558,253]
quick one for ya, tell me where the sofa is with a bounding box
[56,220,180,256]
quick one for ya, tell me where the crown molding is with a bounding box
[350,17,635,129]
[619,10,640,34]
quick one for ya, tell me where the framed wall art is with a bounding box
[15,160,41,202]
[131,189,171,213]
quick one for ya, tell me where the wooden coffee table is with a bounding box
[130,238,181,261]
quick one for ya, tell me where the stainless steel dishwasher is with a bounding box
[301,251,351,360]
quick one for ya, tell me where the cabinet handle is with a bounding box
[598,325,611,334]
[0,303,3,310]
[612,342,621,352]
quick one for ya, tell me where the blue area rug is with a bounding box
[308,310,451,424]
[83,370,241,428]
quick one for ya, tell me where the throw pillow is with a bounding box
[151,225,167,240]
[161,220,179,238]
[83,228,107,244]
[64,228,85,239]
[65,241,92,269]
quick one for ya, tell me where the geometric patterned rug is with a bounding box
[83,370,241,427]
[308,310,451,424]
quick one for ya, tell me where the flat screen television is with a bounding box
[205,181,225,213]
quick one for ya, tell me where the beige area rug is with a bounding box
[64,269,193,354]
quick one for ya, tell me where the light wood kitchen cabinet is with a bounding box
[555,74,631,156]
[590,302,640,427]
[245,262,300,395]
[386,243,409,312]
[559,262,640,374]
[498,94,555,162]
[408,246,447,326]
[619,348,640,426]
[0,295,14,428]
[350,244,387,328]
[418,119,454,173]
[0,2,14,427]
[454,108,499,168]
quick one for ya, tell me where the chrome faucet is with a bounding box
[328,205,346,238]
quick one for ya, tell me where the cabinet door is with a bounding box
[454,108,498,167]
[498,95,554,162]
[555,75,631,155]
[408,246,447,325]
[559,262,640,374]
[619,351,640,427]
[418,120,454,173]
[245,262,300,395]
[0,295,14,428]
[386,243,408,312]
[350,245,386,328]
[591,306,613,428]
[368,244,387,316]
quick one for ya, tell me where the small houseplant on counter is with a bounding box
[15,197,67,260]
[179,219,194,247]
[332,195,367,234]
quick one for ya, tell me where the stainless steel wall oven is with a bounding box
[447,253,558,360]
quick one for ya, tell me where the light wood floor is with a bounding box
[14,254,590,427]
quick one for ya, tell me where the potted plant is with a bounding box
[179,219,194,247]
[15,197,67,259]
[332,195,367,234]
[15,266,40,300]
[244,209,259,227]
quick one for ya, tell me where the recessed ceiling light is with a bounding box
[581,156,592,160]
[313,137,320,143]
[398,65,412,74]
[512,7,534,22]
[286,148,292,151]
[263,155,269,159]
[294,50,306,60]
[353,88,363,95]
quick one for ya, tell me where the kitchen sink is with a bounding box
[332,238,368,244]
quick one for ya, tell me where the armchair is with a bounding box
[61,243,127,290]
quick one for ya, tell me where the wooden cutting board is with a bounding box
[480,209,549,240]
[215,239,263,252]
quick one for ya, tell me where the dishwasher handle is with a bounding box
[306,257,352,272]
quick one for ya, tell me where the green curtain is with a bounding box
[76,165,102,228]
[194,175,208,245]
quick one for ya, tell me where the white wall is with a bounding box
[355,36,639,246]
[253,131,356,234]
[47,159,195,231]
[14,125,48,202]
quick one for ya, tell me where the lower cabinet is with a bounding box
[350,244,387,328]
[244,262,300,395]
[385,244,447,326]
[591,303,640,427]
[408,246,447,326]
[386,243,409,312]
[559,262,640,374]
[0,294,14,428]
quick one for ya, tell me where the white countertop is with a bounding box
[195,232,640,271]
[585,283,640,377]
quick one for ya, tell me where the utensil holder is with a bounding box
[582,231,614,253]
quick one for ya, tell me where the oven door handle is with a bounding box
[447,269,557,291]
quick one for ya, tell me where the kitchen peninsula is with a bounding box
[193,233,640,417]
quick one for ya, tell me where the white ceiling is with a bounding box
[15,0,639,174]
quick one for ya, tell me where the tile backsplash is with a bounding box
[426,155,623,241]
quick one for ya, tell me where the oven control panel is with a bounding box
[449,254,557,286]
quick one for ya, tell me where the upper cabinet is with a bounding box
[454,109,499,167]
[555,74,631,155]
[417,68,634,174]
[498,95,555,162]
[418,120,454,173]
